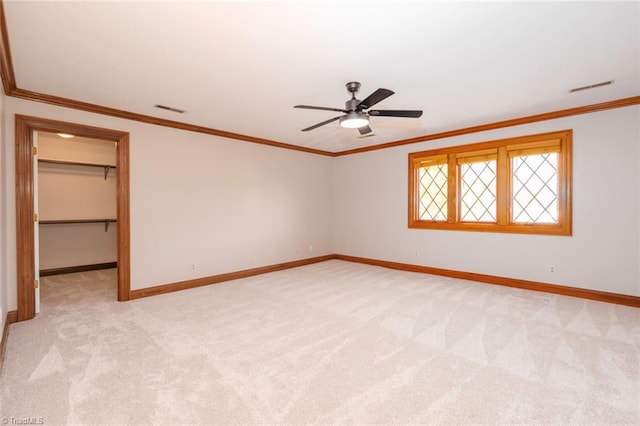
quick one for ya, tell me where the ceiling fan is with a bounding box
[294,81,423,135]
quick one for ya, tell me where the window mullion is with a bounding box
[408,160,419,226]
[447,154,457,223]
[496,146,509,225]
[557,139,572,232]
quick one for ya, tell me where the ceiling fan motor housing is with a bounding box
[345,98,360,111]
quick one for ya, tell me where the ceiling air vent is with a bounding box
[569,80,614,93]
[154,104,186,114]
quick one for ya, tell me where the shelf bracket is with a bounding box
[104,220,110,232]
[104,167,110,180]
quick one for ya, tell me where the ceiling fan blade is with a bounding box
[294,105,347,113]
[368,109,423,118]
[301,116,342,131]
[356,88,394,110]
[358,125,372,135]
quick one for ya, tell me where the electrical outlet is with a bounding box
[309,245,313,253]
[190,263,196,271]
[549,266,556,273]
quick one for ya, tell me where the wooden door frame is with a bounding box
[15,115,130,321]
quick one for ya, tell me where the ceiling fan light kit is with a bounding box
[294,81,423,135]
[339,111,369,128]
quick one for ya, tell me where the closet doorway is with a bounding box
[15,115,130,322]
[37,131,118,313]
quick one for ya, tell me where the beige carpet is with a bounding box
[1,260,638,425]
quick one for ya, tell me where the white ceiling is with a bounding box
[4,1,639,153]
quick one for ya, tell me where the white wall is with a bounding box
[38,223,118,270]
[2,96,638,314]
[332,106,640,296]
[38,134,117,164]
[38,162,117,220]
[2,97,333,310]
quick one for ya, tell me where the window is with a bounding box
[409,130,572,235]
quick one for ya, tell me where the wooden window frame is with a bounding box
[409,130,572,236]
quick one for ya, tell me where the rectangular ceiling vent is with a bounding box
[569,80,614,93]
[154,104,186,114]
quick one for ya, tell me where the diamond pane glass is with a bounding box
[460,160,496,222]
[418,164,448,221]
[512,153,558,223]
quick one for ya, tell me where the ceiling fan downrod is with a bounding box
[345,81,361,110]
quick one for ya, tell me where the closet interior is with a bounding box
[37,132,117,277]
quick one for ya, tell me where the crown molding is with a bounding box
[334,95,640,156]
[7,87,640,159]
[8,88,335,156]
[0,0,332,157]
[0,0,16,94]
[0,0,637,157]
